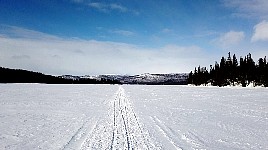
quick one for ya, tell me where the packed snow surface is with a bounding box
[0,84,268,150]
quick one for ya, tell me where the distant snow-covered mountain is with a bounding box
[60,73,188,85]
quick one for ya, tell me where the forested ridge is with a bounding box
[188,52,268,87]
[0,67,120,84]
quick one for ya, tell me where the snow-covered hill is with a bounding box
[60,73,188,85]
[100,73,188,84]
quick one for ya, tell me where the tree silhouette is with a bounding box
[188,52,268,87]
[0,67,120,84]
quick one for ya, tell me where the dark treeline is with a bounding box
[0,67,120,84]
[188,52,268,87]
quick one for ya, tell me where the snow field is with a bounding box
[124,85,268,149]
[0,84,268,149]
[0,84,117,149]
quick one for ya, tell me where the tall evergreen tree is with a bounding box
[232,54,238,84]
[189,53,268,87]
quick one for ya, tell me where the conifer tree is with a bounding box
[189,53,268,87]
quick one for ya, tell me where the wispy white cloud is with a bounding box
[71,0,138,14]
[0,26,207,75]
[212,30,245,47]
[71,0,84,3]
[110,29,135,36]
[251,20,268,42]
[0,25,60,40]
[88,3,107,12]
[110,3,127,12]
[161,28,173,33]
[222,0,268,19]
[88,2,128,13]
[193,30,219,38]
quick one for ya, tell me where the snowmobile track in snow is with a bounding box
[80,86,155,150]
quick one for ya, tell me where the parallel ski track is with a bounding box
[81,86,153,150]
[151,116,183,150]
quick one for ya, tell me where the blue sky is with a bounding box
[1,0,268,75]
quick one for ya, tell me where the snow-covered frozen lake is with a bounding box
[0,84,267,150]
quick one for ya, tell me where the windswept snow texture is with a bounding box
[0,84,268,150]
